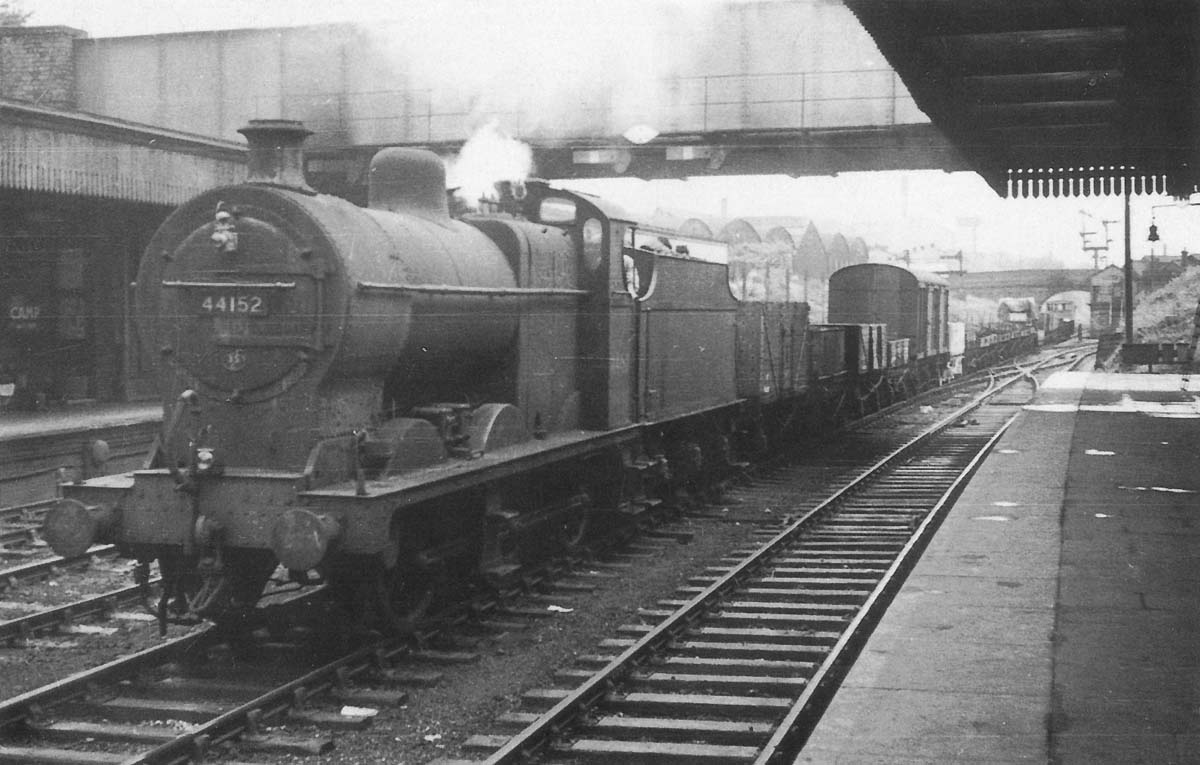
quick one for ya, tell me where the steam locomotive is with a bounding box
[42,120,1034,634]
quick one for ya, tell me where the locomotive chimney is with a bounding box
[237,119,314,192]
[368,148,449,218]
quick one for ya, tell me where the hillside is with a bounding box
[1133,266,1200,342]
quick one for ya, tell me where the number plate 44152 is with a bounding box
[199,294,268,316]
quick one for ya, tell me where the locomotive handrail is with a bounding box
[212,336,318,348]
[356,281,587,297]
[161,280,297,289]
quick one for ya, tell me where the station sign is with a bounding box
[6,294,44,331]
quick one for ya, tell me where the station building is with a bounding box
[0,26,244,409]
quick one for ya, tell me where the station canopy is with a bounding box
[844,0,1199,199]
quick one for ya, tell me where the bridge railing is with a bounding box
[261,67,926,145]
[677,69,922,134]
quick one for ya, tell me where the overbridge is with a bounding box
[17,1,1200,198]
[69,3,968,198]
[946,269,1093,306]
[71,2,1200,202]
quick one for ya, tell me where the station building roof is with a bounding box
[0,97,245,206]
[844,0,1200,198]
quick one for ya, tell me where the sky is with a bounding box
[20,0,1200,272]
[567,172,1200,273]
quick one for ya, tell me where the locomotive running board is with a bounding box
[300,427,642,507]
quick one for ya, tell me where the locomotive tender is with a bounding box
[42,120,1025,633]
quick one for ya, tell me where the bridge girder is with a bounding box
[306,123,967,203]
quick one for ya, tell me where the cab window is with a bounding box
[538,197,577,224]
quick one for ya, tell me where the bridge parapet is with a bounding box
[75,4,928,148]
[946,270,1094,306]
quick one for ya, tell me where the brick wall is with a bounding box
[0,26,86,108]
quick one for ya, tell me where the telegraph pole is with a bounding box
[939,250,964,275]
[1079,210,1117,270]
[1123,189,1133,343]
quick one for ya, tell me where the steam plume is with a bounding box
[447,120,533,209]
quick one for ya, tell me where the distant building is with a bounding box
[1088,251,1195,336]
[0,27,244,409]
[1137,250,1191,293]
[1090,265,1126,336]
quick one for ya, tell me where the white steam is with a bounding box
[362,1,719,143]
[446,120,533,208]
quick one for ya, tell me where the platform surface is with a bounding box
[0,402,161,443]
[798,371,1200,764]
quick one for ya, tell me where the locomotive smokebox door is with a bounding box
[155,210,325,401]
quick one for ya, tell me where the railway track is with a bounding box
[441,354,1075,764]
[0,499,53,555]
[0,489,121,603]
[0,510,709,763]
[0,535,714,765]
[0,348,1084,764]
[0,545,119,586]
[0,577,163,646]
[0,587,423,765]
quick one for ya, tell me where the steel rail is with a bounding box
[0,588,365,764]
[750,410,1015,763]
[0,579,161,644]
[0,629,211,729]
[0,349,1078,763]
[480,357,1059,764]
[0,546,118,588]
[753,352,1085,762]
[846,343,1083,434]
[121,639,387,765]
[0,498,53,524]
[125,506,706,765]
[0,504,685,762]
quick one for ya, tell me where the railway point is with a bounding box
[799,369,1200,764]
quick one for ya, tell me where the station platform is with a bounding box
[0,402,162,507]
[0,402,161,443]
[799,370,1200,764]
